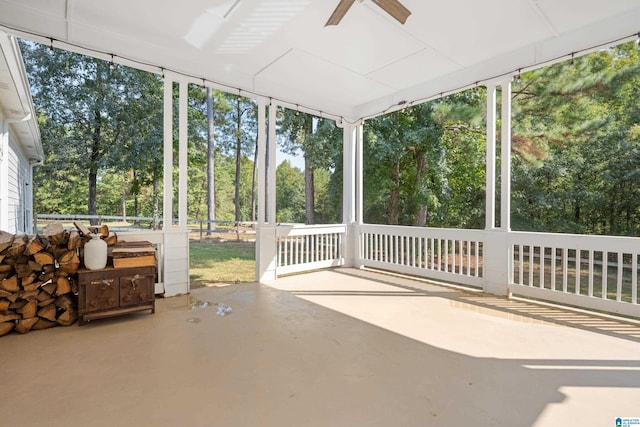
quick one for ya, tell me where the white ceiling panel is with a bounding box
[367,48,461,91]
[0,0,638,121]
[254,48,394,113]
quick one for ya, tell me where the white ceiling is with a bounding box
[0,0,639,121]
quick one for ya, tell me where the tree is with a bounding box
[21,41,164,224]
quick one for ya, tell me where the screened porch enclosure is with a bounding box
[1,1,640,317]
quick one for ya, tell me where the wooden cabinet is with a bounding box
[77,266,156,325]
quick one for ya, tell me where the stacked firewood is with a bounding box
[0,222,115,336]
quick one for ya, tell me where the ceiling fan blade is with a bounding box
[372,0,411,24]
[325,0,357,26]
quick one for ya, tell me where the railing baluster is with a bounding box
[602,251,608,299]
[633,253,638,305]
[540,246,545,288]
[617,252,623,302]
[551,247,556,291]
[562,247,568,293]
[588,250,594,297]
[518,245,524,285]
[575,249,581,295]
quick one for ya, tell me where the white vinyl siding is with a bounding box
[2,133,32,234]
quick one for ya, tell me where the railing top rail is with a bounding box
[359,223,484,239]
[276,223,347,237]
[508,230,640,252]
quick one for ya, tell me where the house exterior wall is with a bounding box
[0,117,34,234]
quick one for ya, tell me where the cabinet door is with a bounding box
[119,273,154,307]
[85,278,119,311]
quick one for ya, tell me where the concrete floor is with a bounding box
[2,268,639,427]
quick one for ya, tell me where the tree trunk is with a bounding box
[152,172,159,229]
[304,116,315,225]
[413,150,428,227]
[121,173,127,222]
[206,87,216,235]
[390,161,400,225]
[305,158,315,225]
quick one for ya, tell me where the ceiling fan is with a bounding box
[325,0,411,26]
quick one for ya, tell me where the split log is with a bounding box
[73,221,92,236]
[55,276,72,296]
[24,235,49,256]
[55,295,74,310]
[37,304,57,322]
[20,290,39,301]
[5,235,28,257]
[5,292,19,303]
[33,251,55,266]
[32,318,57,330]
[43,222,67,245]
[0,312,20,322]
[21,272,38,287]
[22,279,41,292]
[98,224,109,238]
[105,233,118,246]
[37,296,56,307]
[0,299,9,311]
[42,264,56,274]
[58,251,80,274]
[0,254,4,263]
[0,231,14,253]
[17,300,37,318]
[41,282,56,295]
[16,317,38,334]
[9,300,26,310]
[0,264,11,274]
[0,276,20,293]
[0,322,14,336]
[39,272,55,283]
[56,307,77,326]
[68,230,82,250]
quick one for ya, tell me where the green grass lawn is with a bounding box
[189,240,255,287]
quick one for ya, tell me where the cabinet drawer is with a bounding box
[85,278,119,311]
[119,273,154,307]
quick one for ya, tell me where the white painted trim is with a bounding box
[257,101,266,225]
[485,84,496,229]
[178,81,188,229]
[500,80,512,231]
[162,77,173,229]
[267,101,277,224]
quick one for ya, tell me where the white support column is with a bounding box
[485,84,497,230]
[162,77,173,229]
[356,122,363,225]
[342,123,356,267]
[257,101,267,225]
[256,100,277,283]
[158,75,189,296]
[500,79,512,231]
[483,80,511,296]
[267,101,277,224]
[178,81,188,229]
[342,124,356,225]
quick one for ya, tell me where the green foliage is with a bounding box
[276,161,305,223]
[364,93,485,227]
[512,41,640,235]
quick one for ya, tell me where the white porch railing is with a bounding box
[359,224,484,288]
[276,224,346,276]
[509,231,640,318]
